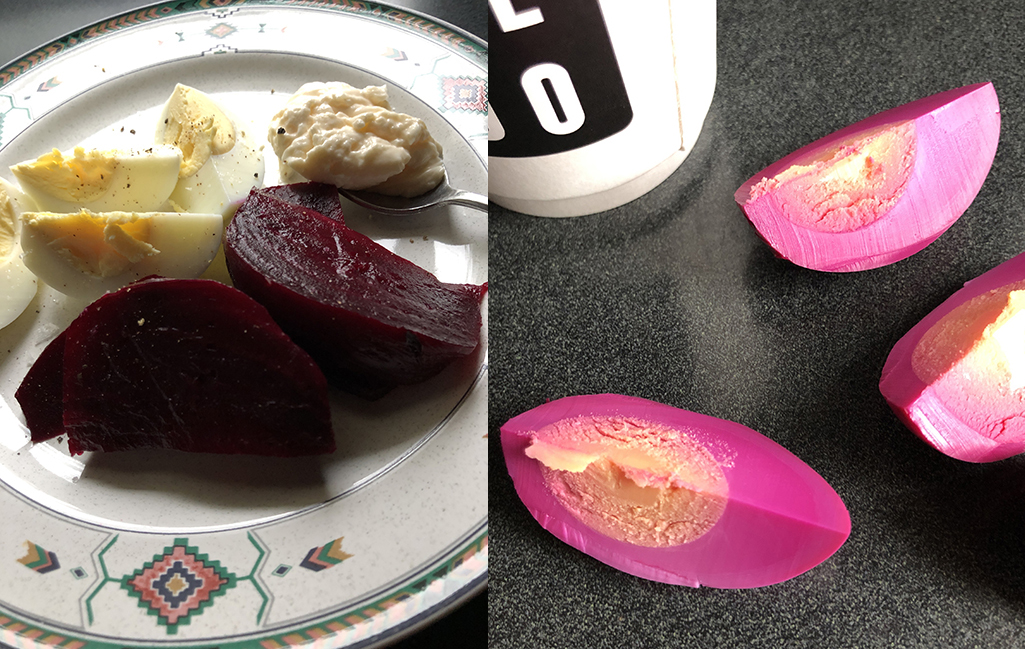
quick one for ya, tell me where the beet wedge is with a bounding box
[259,181,346,224]
[15,330,67,443]
[224,185,487,399]
[16,277,334,456]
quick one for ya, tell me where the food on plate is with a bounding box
[260,181,346,224]
[2,84,264,291]
[10,145,182,213]
[15,277,334,456]
[20,209,222,299]
[881,251,1025,462]
[224,184,486,399]
[501,394,850,588]
[524,414,730,548]
[16,329,66,443]
[7,79,478,456]
[156,83,264,218]
[735,82,1000,272]
[268,81,445,197]
[0,178,38,329]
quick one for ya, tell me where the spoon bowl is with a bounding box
[338,173,487,215]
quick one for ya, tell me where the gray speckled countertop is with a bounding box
[489,0,1025,646]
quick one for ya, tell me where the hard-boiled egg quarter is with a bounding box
[157,84,264,219]
[0,178,38,329]
[20,210,223,300]
[10,145,182,213]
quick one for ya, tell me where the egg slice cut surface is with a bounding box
[21,209,222,300]
[502,394,851,588]
[0,178,38,329]
[881,251,1025,462]
[156,84,264,219]
[734,82,999,272]
[10,145,183,214]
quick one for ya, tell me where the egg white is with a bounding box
[20,211,223,300]
[165,118,264,219]
[0,178,38,330]
[157,86,265,220]
[10,145,183,214]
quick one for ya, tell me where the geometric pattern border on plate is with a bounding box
[0,528,487,648]
[0,0,487,88]
[119,538,237,635]
[0,0,488,150]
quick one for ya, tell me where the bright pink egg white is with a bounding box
[501,394,850,588]
[735,83,1000,272]
[881,252,1025,462]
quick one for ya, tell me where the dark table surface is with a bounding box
[0,1,485,648]
[490,0,1025,647]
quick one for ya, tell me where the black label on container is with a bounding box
[489,0,634,158]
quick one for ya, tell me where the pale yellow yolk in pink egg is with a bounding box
[912,283,1025,440]
[749,121,916,233]
[526,416,729,548]
[991,295,1025,391]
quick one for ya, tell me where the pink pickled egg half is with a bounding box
[881,252,1025,462]
[735,82,1000,272]
[501,394,851,588]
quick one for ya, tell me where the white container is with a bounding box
[488,0,717,218]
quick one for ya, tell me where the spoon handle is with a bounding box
[444,190,489,212]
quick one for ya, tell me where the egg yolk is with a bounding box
[159,83,236,178]
[911,283,1025,441]
[992,299,1025,391]
[913,284,1025,386]
[11,148,118,203]
[526,416,729,547]
[22,210,156,278]
[749,121,917,233]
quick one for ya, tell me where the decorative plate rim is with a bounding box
[0,0,487,80]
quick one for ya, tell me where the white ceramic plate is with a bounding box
[0,2,487,647]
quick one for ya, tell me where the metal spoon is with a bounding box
[337,173,488,215]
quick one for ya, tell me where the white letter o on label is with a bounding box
[521,63,585,136]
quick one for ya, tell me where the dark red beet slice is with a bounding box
[17,277,334,456]
[259,182,345,224]
[15,330,67,443]
[225,185,487,399]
